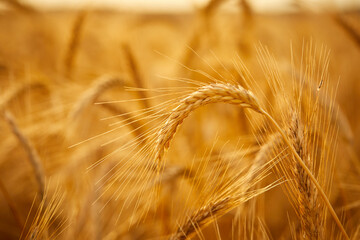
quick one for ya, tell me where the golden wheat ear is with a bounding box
[154,83,261,168]
[254,42,351,238]
[152,82,349,239]
[288,111,323,239]
[167,147,278,240]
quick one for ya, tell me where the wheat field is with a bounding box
[0,0,359,239]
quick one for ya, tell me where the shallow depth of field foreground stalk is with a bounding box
[154,83,349,239]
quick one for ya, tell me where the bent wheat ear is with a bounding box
[154,83,261,166]
[154,82,349,239]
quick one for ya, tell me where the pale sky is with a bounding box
[20,0,360,12]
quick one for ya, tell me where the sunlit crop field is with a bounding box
[0,1,359,239]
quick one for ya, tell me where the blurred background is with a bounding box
[1,0,360,12]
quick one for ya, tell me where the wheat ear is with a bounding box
[0,82,49,111]
[3,111,45,199]
[287,112,322,239]
[169,197,230,240]
[122,43,150,108]
[69,75,146,141]
[168,135,279,240]
[260,109,349,239]
[169,168,277,240]
[70,75,125,120]
[154,83,261,166]
[154,83,349,239]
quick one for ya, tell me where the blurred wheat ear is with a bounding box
[63,10,88,78]
[3,111,45,200]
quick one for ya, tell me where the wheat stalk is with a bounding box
[154,82,349,239]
